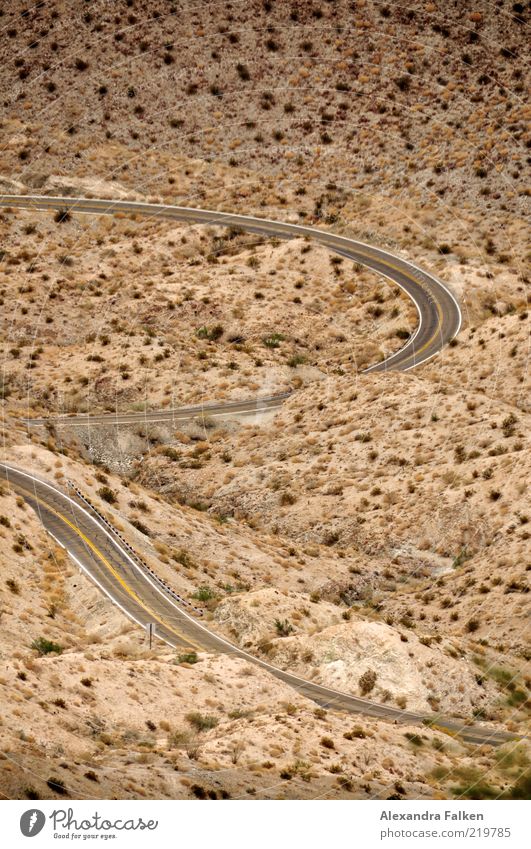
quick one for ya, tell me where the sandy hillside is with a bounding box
[0,0,529,801]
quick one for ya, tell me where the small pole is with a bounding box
[145,622,155,649]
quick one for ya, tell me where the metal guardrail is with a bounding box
[66,481,204,617]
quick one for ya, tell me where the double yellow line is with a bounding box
[5,197,447,368]
[16,485,202,650]
[326,241,446,366]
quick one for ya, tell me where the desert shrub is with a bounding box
[452,547,470,568]
[176,652,198,665]
[130,518,150,536]
[287,355,306,368]
[192,586,217,602]
[344,726,367,740]
[502,413,517,437]
[506,688,528,708]
[47,777,68,795]
[274,619,293,637]
[191,784,207,798]
[186,712,219,732]
[504,772,531,800]
[323,530,340,546]
[236,63,250,81]
[162,447,180,461]
[31,637,63,655]
[395,75,410,91]
[452,776,498,800]
[359,669,377,695]
[263,333,285,349]
[54,208,71,223]
[320,736,335,750]
[504,578,528,594]
[196,324,224,341]
[279,491,297,506]
[172,548,193,567]
[97,486,117,504]
[25,788,40,800]
[454,444,466,464]
[404,732,424,747]
[6,578,20,594]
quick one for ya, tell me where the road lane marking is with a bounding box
[2,464,207,628]
[1,196,459,376]
[1,468,517,744]
[13,484,203,650]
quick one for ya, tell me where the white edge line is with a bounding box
[360,266,423,373]
[62,548,176,650]
[1,200,486,730]
[0,463,203,626]
[24,404,284,427]
[3,463,512,738]
[0,464,416,714]
[2,195,462,349]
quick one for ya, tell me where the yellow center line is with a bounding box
[8,198,450,362]
[16,485,202,650]
[344,247,445,361]
[4,198,449,364]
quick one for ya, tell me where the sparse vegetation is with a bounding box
[0,0,527,806]
[192,586,218,602]
[186,712,219,732]
[97,486,117,504]
[31,638,63,656]
[274,619,294,637]
[177,652,199,665]
[359,669,377,696]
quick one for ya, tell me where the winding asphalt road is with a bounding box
[2,196,512,747]
[0,462,515,747]
[0,194,462,428]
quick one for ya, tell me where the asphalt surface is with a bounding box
[24,394,292,429]
[3,197,511,747]
[0,194,462,429]
[0,462,517,747]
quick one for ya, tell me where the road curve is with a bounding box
[0,194,462,428]
[23,394,293,429]
[0,463,516,748]
[2,196,504,746]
